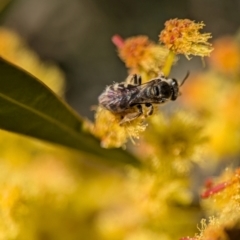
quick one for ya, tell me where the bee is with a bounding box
[98,73,188,125]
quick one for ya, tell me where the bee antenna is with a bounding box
[180,71,189,86]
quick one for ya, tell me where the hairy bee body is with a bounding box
[98,74,186,124]
[98,82,140,113]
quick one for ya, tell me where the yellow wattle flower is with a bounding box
[113,35,169,79]
[209,36,240,74]
[93,106,147,148]
[159,18,213,59]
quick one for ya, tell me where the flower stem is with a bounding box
[162,50,175,77]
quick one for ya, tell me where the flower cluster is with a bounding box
[208,36,240,75]
[176,29,240,240]
[112,34,169,79]
[159,18,213,59]
[183,169,240,240]
[137,112,205,172]
[92,106,147,148]
[181,62,240,158]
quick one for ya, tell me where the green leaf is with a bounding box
[0,57,140,167]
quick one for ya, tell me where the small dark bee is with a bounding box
[98,73,188,124]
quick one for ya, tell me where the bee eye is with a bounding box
[171,79,178,86]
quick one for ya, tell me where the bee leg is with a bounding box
[128,74,142,86]
[134,75,142,85]
[145,103,153,116]
[119,104,143,125]
[136,104,143,114]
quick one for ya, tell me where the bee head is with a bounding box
[168,72,189,100]
[148,79,179,101]
[169,79,179,100]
